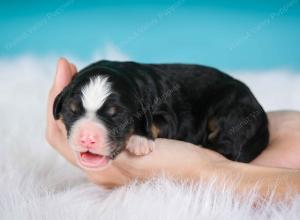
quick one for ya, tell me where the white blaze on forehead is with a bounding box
[81,76,112,112]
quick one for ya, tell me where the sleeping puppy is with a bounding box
[53,60,269,170]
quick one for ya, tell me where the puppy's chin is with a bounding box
[69,143,112,171]
[72,150,112,171]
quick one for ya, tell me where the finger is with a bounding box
[46,58,74,136]
[47,58,73,120]
[53,57,74,92]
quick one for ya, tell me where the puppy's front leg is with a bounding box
[126,135,155,156]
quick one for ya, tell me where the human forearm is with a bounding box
[190,160,300,200]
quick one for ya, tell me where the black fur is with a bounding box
[54,60,269,162]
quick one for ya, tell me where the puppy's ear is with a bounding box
[53,90,66,120]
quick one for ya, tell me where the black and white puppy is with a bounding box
[53,60,269,170]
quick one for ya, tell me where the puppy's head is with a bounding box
[53,71,140,170]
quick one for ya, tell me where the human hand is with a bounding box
[45,58,134,186]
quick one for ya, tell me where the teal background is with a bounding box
[1,0,300,70]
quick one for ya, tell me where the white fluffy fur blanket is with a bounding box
[1,56,300,220]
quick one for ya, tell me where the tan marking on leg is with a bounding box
[208,119,220,141]
[151,124,160,138]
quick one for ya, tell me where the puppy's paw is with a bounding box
[126,135,155,156]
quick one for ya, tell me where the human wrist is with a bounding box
[185,158,231,183]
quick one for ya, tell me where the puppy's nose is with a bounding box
[80,136,95,145]
[79,133,98,148]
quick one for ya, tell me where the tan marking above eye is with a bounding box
[107,106,117,116]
